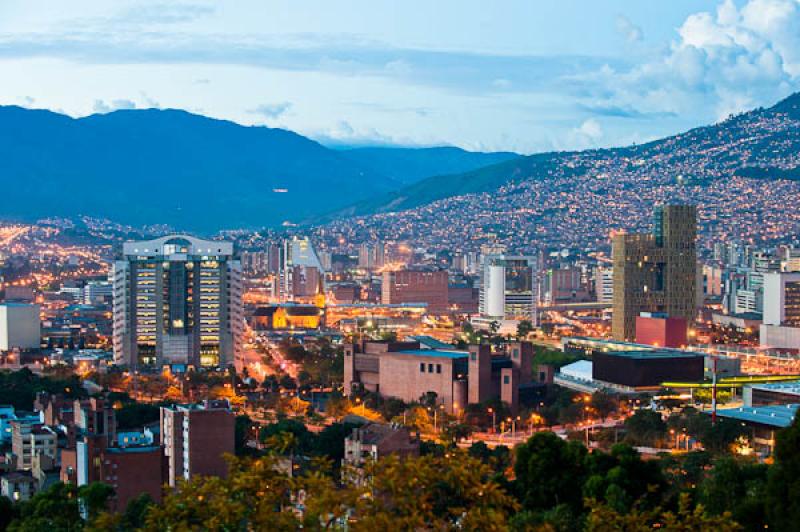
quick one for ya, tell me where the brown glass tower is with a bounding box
[612,205,697,341]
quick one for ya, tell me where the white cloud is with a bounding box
[92,98,137,113]
[616,15,643,43]
[248,102,293,120]
[576,0,800,124]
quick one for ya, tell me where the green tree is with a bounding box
[699,457,767,529]
[583,444,665,513]
[514,431,587,513]
[766,415,800,530]
[8,482,82,532]
[516,320,534,339]
[623,409,667,447]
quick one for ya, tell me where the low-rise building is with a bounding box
[1,471,36,502]
[10,421,57,471]
[343,340,533,413]
[343,422,419,469]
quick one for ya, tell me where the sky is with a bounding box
[1,0,799,153]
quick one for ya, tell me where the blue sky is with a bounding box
[1,0,799,153]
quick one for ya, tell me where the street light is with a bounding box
[488,407,496,434]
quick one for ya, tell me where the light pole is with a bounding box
[488,407,496,434]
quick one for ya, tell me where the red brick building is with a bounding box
[160,400,235,487]
[381,270,449,314]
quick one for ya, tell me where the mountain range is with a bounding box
[0,106,516,232]
[2,92,800,239]
[330,92,800,250]
[346,93,800,218]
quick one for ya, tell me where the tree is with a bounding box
[8,482,82,531]
[623,409,667,447]
[235,414,258,457]
[356,453,518,530]
[590,392,618,421]
[583,444,665,513]
[699,457,767,529]
[585,493,741,532]
[766,416,800,529]
[516,320,534,339]
[514,431,587,513]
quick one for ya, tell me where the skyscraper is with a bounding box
[612,205,696,341]
[479,255,538,325]
[112,235,243,369]
[279,237,324,301]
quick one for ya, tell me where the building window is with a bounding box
[428,363,434,373]
[436,364,442,374]
[471,353,476,361]
[503,375,510,384]
[512,349,519,359]
[420,363,425,373]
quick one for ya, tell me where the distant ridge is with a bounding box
[344,91,800,217]
[0,106,518,232]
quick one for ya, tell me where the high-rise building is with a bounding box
[595,266,614,303]
[112,235,243,369]
[381,269,449,314]
[160,400,234,487]
[358,242,385,270]
[612,205,697,341]
[0,303,40,352]
[763,272,800,326]
[279,237,324,301]
[479,255,538,325]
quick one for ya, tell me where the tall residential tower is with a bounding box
[113,235,243,369]
[612,205,697,341]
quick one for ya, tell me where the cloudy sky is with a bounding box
[1,0,799,153]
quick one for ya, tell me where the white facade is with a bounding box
[760,324,800,350]
[0,304,40,351]
[280,236,324,301]
[763,272,800,326]
[478,254,538,325]
[113,235,242,369]
[597,267,614,303]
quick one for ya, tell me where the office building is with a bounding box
[0,303,40,352]
[595,266,614,303]
[381,270,449,314]
[279,237,324,301]
[112,235,243,369]
[82,281,113,305]
[544,268,590,304]
[478,254,538,325]
[358,242,386,270]
[343,340,533,414]
[759,272,800,350]
[160,400,235,488]
[612,205,697,342]
[762,272,800,326]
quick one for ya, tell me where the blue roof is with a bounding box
[394,349,469,360]
[409,335,453,350]
[712,404,799,428]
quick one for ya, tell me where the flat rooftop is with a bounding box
[598,349,703,360]
[393,349,469,360]
[749,380,800,395]
[713,404,798,428]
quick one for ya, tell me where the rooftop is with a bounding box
[599,349,703,360]
[748,380,800,395]
[712,404,798,428]
[393,349,469,360]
